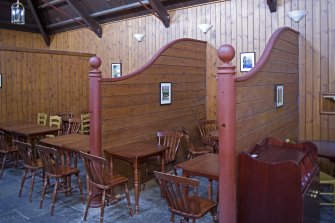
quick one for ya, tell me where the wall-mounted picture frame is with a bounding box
[240,52,256,72]
[111,63,122,78]
[160,82,172,105]
[275,84,284,108]
[0,73,2,88]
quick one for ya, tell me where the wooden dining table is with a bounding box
[0,121,60,143]
[40,133,89,165]
[175,153,219,200]
[311,140,335,161]
[104,142,169,215]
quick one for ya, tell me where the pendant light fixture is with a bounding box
[11,0,25,25]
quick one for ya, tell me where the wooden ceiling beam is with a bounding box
[27,0,51,46]
[267,0,277,13]
[65,0,102,38]
[148,0,170,28]
[38,0,66,9]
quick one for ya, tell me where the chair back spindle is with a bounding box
[66,118,81,135]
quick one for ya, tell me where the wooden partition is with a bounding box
[235,27,300,152]
[216,27,300,223]
[97,39,207,159]
[0,47,93,122]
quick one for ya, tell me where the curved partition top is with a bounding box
[235,27,299,82]
[101,38,206,82]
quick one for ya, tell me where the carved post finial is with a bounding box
[218,44,235,64]
[89,56,102,71]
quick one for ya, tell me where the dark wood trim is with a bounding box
[236,27,299,82]
[100,38,206,82]
[65,0,102,38]
[37,0,66,9]
[27,0,51,46]
[148,0,170,28]
[0,46,94,57]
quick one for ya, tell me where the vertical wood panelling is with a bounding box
[0,48,92,123]
[0,0,334,141]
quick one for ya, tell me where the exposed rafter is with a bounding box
[65,0,102,38]
[27,0,50,46]
[267,0,277,13]
[147,0,170,28]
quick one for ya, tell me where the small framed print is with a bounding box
[111,63,122,78]
[275,84,284,108]
[0,73,2,88]
[240,52,256,72]
[160,82,172,105]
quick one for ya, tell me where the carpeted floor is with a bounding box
[0,162,334,223]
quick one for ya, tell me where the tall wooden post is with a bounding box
[88,56,102,207]
[217,45,236,223]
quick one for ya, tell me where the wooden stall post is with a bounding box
[89,56,102,207]
[217,45,236,223]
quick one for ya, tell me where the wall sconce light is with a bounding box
[133,33,145,42]
[287,10,308,23]
[198,24,213,34]
[11,0,25,25]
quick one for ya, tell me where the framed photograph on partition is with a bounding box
[275,84,284,108]
[111,63,122,78]
[240,52,255,72]
[160,82,172,105]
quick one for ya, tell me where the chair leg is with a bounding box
[29,170,36,202]
[76,173,84,203]
[124,183,133,216]
[51,178,59,216]
[40,176,48,208]
[100,189,106,223]
[19,169,28,197]
[0,154,7,179]
[83,188,93,221]
[170,211,174,223]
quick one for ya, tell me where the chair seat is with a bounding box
[1,145,18,153]
[24,158,44,170]
[103,174,128,186]
[193,146,212,153]
[172,196,217,219]
[47,166,80,177]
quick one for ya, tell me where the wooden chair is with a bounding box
[14,140,44,202]
[45,115,62,137]
[142,130,183,190]
[57,112,74,134]
[0,131,19,179]
[320,171,335,213]
[181,127,213,160]
[80,113,90,135]
[80,152,132,223]
[154,171,217,223]
[35,144,84,216]
[196,120,218,152]
[66,118,81,135]
[37,113,48,126]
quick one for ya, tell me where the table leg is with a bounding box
[133,159,140,215]
[208,179,213,200]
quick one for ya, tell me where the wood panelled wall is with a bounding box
[100,40,206,160]
[0,0,334,142]
[0,47,92,123]
[235,29,299,152]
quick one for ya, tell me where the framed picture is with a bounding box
[275,84,284,108]
[160,82,172,105]
[240,52,256,72]
[111,63,122,78]
[0,73,2,88]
